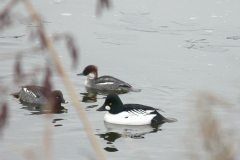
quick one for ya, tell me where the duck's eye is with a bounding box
[109,103,112,105]
[56,96,59,98]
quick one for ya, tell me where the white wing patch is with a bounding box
[127,109,154,116]
[23,88,37,98]
[96,82,115,85]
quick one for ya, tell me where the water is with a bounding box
[1,0,240,159]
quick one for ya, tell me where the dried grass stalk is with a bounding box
[187,92,238,160]
[22,0,106,159]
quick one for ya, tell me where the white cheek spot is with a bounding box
[87,73,96,79]
[105,105,110,110]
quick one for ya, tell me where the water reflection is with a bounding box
[19,101,68,115]
[80,89,98,103]
[52,119,64,127]
[81,87,129,103]
[85,105,98,111]
[81,87,130,111]
[96,122,163,152]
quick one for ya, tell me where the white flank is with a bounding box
[104,111,156,125]
[104,122,155,134]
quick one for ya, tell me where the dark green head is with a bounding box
[97,93,124,114]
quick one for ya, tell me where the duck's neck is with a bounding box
[85,72,97,87]
[85,77,96,87]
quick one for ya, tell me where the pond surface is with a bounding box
[1,0,240,159]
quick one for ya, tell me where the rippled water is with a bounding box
[1,0,240,159]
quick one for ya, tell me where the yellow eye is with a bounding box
[109,103,112,105]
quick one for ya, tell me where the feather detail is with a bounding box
[23,88,37,98]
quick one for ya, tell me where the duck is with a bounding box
[77,65,141,93]
[12,85,68,106]
[97,93,176,125]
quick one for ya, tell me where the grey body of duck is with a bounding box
[77,65,141,93]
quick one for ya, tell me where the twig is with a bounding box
[21,0,107,159]
[0,0,19,30]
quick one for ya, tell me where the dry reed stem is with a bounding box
[189,92,238,160]
[22,0,107,159]
[0,0,19,30]
[7,143,38,160]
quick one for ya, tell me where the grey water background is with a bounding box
[1,0,240,159]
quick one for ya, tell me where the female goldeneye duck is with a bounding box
[77,65,141,93]
[97,93,176,125]
[12,85,68,106]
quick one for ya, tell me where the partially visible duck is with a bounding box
[97,93,177,125]
[12,85,68,106]
[77,65,141,93]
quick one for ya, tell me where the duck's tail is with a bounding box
[11,92,20,98]
[152,112,178,124]
[162,117,178,123]
[130,88,141,92]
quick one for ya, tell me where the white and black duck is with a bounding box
[97,93,177,125]
[77,65,141,93]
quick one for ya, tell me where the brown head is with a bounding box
[51,90,68,104]
[77,65,98,79]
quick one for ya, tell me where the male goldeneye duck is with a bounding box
[12,85,68,106]
[97,93,175,125]
[77,65,141,93]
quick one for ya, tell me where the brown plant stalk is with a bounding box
[22,0,107,159]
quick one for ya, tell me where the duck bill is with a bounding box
[97,104,107,111]
[61,99,68,104]
[77,73,84,76]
